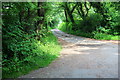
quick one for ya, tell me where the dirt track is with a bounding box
[20,29,118,78]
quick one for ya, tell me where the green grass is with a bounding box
[3,32,62,78]
[58,25,120,40]
[93,32,120,40]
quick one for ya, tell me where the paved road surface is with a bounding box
[20,29,118,78]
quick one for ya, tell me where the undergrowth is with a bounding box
[58,22,120,40]
[2,32,61,78]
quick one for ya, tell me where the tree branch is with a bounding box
[71,3,78,13]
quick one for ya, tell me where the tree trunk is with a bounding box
[37,2,45,32]
[37,2,41,32]
[36,2,45,40]
[64,9,69,22]
[65,3,75,24]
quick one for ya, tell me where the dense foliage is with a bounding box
[2,2,61,78]
[2,1,120,78]
[54,2,120,40]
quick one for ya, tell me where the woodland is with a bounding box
[2,2,120,78]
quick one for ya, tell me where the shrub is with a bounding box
[93,31,119,40]
[58,22,66,31]
[58,22,73,32]
[78,13,103,33]
[2,27,61,78]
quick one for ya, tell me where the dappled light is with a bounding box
[2,1,119,78]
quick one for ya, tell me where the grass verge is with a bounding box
[59,26,120,40]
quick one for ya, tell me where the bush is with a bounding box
[77,13,103,33]
[93,31,119,40]
[58,22,66,31]
[2,29,61,78]
[58,22,73,32]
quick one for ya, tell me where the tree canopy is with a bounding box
[2,1,120,78]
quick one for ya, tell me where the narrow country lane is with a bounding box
[20,29,118,78]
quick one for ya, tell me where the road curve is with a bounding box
[20,29,118,78]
